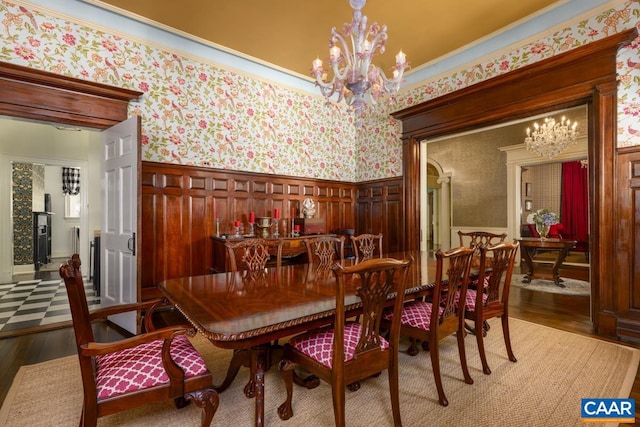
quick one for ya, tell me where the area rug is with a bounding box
[1,318,637,427]
[510,274,590,296]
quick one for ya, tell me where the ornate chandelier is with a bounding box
[311,0,408,128]
[524,116,578,158]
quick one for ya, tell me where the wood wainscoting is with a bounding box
[140,162,404,297]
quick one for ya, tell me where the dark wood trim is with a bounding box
[0,62,142,128]
[392,29,639,341]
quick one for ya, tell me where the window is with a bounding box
[65,193,81,218]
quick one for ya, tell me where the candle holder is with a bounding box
[273,209,280,238]
[255,217,272,239]
[248,222,255,237]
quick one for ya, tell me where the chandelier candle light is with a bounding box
[525,116,578,159]
[312,0,408,128]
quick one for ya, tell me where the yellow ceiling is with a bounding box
[94,0,560,78]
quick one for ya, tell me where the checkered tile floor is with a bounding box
[0,278,100,332]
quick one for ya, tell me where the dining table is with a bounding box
[158,249,435,427]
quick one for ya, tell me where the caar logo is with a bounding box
[581,398,635,423]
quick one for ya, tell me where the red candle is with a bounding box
[274,208,280,219]
[294,225,300,231]
[249,212,255,223]
[234,220,240,227]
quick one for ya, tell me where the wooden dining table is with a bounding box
[159,250,434,427]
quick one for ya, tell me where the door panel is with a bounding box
[101,116,139,334]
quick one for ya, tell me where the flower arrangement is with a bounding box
[527,208,560,226]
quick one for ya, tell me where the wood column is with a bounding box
[402,136,420,250]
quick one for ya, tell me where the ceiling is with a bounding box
[94,0,561,79]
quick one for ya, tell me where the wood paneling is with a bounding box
[355,178,404,254]
[615,147,640,342]
[392,29,639,341]
[140,162,367,293]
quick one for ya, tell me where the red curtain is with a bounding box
[560,161,588,245]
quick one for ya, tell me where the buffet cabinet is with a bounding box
[210,234,335,273]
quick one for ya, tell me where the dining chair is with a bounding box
[332,228,356,259]
[455,241,519,374]
[277,257,411,427]
[457,230,507,269]
[350,233,383,261]
[304,235,345,270]
[59,254,219,427]
[225,238,284,272]
[383,246,475,407]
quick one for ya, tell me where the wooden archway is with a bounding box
[392,29,638,339]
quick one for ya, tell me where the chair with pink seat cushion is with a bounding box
[454,241,519,375]
[59,254,218,427]
[382,246,475,407]
[277,257,411,427]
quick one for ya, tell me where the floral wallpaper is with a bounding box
[0,1,639,183]
[360,2,640,180]
[12,162,33,265]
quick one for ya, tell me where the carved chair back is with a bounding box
[458,231,507,268]
[225,238,283,272]
[350,233,383,261]
[304,236,345,270]
[278,257,411,426]
[466,241,520,374]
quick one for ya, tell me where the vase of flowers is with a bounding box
[527,208,560,241]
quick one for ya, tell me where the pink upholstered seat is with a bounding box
[278,257,412,426]
[462,242,519,375]
[288,322,389,369]
[381,246,475,407]
[96,334,209,400]
[60,254,218,426]
[383,300,444,330]
[454,288,488,311]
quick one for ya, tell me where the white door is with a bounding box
[101,116,139,334]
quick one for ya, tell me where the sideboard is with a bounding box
[210,234,335,273]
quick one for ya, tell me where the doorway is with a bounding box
[1,116,101,335]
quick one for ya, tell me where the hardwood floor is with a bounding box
[1,269,638,425]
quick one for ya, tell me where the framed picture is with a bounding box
[525,200,532,211]
[525,182,532,197]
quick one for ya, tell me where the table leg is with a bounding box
[213,348,251,393]
[551,247,571,287]
[521,246,535,283]
[251,345,268,427]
